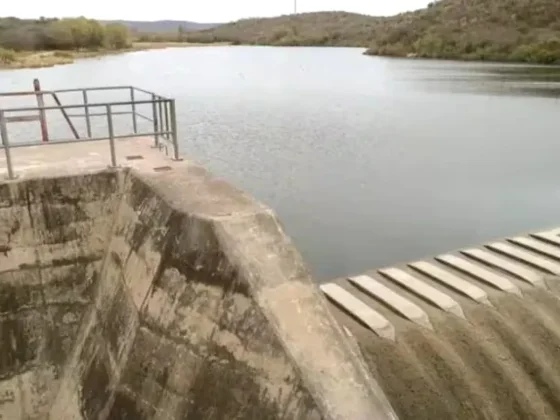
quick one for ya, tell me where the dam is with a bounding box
[1,83,560,420]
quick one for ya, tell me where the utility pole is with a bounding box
[294,0,297,14]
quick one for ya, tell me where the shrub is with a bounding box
[0,47,16,64]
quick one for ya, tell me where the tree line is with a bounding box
[0,17,131,51]
[176,0,560,65]
[182,12,380,47]
[365,0,560,64]
[4,0,560,65]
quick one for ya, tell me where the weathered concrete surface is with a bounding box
[0,172,121,419]
[324,229,560,420]
[0,138,397,420]
[8,136,560,420]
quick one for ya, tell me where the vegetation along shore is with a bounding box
[0,17,227,69]
[184,0,560,65]
[3,0,560,69]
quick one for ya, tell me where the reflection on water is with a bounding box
[483,65,560,81]
[401,59,560,97]
[475,65,560,97]
[1,48,560,280]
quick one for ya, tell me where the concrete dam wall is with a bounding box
[3,84,560,420]
[2,140,560,420]
[0,150,396,420]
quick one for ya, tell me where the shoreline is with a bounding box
[4,41,560,70]
[0,41,231,70]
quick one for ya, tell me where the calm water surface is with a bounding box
[2,46,560,280]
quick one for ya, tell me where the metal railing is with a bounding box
[0,79,180,180]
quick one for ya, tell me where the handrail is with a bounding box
[0,80,180,180]
[0,132,175,149]
[1,98,171,113]
[0,86,165,99]
[50,85,134,94]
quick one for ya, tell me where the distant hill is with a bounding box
[103,20,223,33]
[185,1,560,64]
[185,12,382,47]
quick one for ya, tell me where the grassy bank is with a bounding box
[0,41,230,70]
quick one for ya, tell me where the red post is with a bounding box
[33,78,49,143]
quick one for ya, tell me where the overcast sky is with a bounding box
[4,0,431,23]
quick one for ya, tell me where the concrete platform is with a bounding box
[0,136,179,180]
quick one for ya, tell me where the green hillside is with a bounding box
[186,1,560,64]
[366,0,560,63]
[185,12,381,47]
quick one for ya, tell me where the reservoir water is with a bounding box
[2,46,560,280]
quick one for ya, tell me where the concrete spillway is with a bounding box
[324,231,560,420]
[3,138,560,420]
[0,138,396,420]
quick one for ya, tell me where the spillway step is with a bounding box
[348,275,434,330]
[409,261,491,306]
[436,254,522,296]
[320,283,396,340]
[487,242,560,275]
[509,236,560,261]
[461,248,545,288]
[379,268,465,319]
[532,230,560,247]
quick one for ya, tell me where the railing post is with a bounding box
[130,87,138,134]
[169,99,180,161]
[106,105,117,168]
[164,99,170,140]
[151,94,159,148]
[82,90,92,138]
[158,97,164,139]
[0,111,16,180]
[33,78,49,143]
